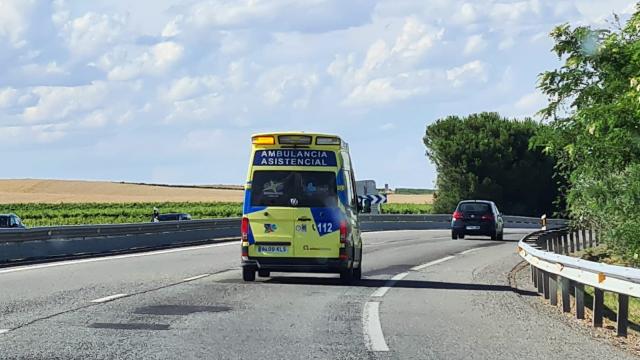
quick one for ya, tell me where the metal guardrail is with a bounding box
[518,228,638,337]
[0,214,554,266]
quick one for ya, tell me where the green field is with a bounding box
[0,202,435,227]
[380,203,434,214]
[0,202,244,227]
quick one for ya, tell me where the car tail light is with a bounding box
[452,211,463,220]
[481,214,494,221]
[340,220,348,244]
[241,217,249,241]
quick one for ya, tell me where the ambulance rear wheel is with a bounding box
[340,268,354,284]
[242,268,256,282]
[353,264,362,281]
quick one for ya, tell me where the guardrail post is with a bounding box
[531,265,536,284]
[618,294,629,337]
[593,288,604,328]
[588,229,593,248]
[560,277,571,313]
[562,233,569,255]
[575,283,585,319]
[574,230,581,252]
[543,271,550,299]
[554,234,561,254]
[569,231,575,253]
[537,269,544,294]
[549,274,558,305]
[581,229,587,249]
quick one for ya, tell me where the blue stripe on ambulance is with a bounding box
[336,169,348,206]
[310,207,343,236]
[243,189,267,215]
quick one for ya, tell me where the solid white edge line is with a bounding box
[0,329,10,335]
[182,274,210,282]
[459,247,482,255]
[363,301,389,352]
[90,293,128,303]
[371,272,409,298]
[410,255,455,271]
[0,241,237,275]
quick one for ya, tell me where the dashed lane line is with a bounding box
[182,274,210,282]
[90,293,128,303]
[410,255,456,271]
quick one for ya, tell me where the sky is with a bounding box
[0,0,637,188]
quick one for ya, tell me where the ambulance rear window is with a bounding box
[251,171,338,208]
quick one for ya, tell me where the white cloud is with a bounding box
[256,66,319,108]
[22,82,109,123]
[60,12,127,57]
[162,76,221,102]
[446,60,488,87]
[464,34,487,55]
[105,41,184,81]
[514,90,547,113]
[0,0,37,48]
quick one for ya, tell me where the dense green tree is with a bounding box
[424,112,559,216]
[534,4,640,262]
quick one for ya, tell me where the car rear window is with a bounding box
[459,203,491,213]
[251,171,337,208]
[158,214,180,221]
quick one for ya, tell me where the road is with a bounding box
[0,230,634,359]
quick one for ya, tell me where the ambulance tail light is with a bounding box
[340,220,348,244]
[252,136,275,145]
[241,217,250,241]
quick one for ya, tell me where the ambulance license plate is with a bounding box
[466,226,480,230]
[256,245,288,254]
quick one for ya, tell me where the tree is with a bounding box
[534,4,640,262]
[424,112,559,216]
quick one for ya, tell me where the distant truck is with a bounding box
[356,180,381,214]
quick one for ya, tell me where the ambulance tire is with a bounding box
[353,264,362,281]
[242,268,256,282]
[340,268,354,284]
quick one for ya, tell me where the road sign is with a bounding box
[358,194,387,204]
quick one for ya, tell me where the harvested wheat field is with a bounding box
[0,179,433,204]
[0,179,245,204]
[386,194,434,204]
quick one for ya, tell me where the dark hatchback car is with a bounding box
[451,200,504,240]
[157,213,192,221]
[0,214,26,229]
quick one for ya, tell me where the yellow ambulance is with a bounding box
[240,132,363,283]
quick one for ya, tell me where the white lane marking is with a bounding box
[363,301,389,352]
[90,293,128,303]
[410,255,455,271]
[182,274,210,282]
[0,329,10,335]
[459,247,482,255]
[0,241,237,275]
[371,272,409,298]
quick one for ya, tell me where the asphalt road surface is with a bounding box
[0,230,634,360]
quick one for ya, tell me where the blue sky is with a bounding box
[0,0,636,188]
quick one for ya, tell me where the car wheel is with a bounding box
[459,233,465,239]
[258,270,270,278]
[491,231,497,241]
[242,268,256,282]
[451,232,458,240]
[497,231,504,241]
